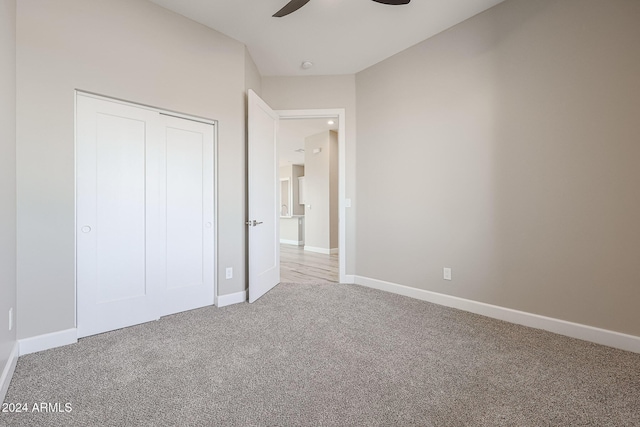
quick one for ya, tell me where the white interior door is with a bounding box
[76,95,163,338]
[248,90,280,303]
[160,114,215,316]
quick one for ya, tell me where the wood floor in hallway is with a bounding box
[280,244,339,283]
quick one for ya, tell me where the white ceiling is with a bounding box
[279,118,339,167]
[148,0,505,76]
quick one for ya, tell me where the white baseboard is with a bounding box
[280,239,304,246]
[304,246,336,255]
[343,274,355,284]
[19,328,78,356]
[354,276,640,354]
[217,289,247,307]
[0,342,19,403]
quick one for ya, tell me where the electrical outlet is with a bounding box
[9,307,13,331]
[443,268,452,281]
[225,267,233,279]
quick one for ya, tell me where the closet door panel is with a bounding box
[161,115,215,316]
[76,95,162,338]
[95,113,147,301]
[166,127,204,289]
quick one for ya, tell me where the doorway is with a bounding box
[276,112,345,284]
[247,90,348,302]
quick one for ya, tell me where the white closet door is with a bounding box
[160,115,215,316]
[77,95,216,337]
[76,95,164,338]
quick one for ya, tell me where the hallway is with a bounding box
[280,244,338,283]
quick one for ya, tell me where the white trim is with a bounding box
[73,93,78,328]
[217,290,247,307]
[280,239,304,246]
[0,342,19,403]
[354,276,640,354]
[343,274,356,284]
[75,90,217,125]
[303,246,339,255]
[19,328,78,356]
[276,109,347,284]
[213,119,219,315]
[304,246,333,255]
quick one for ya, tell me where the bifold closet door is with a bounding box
[77,95,215,338]
[76,95,165,338]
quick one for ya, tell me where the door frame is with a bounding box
[276,108,347,283]
[74,90,220,327]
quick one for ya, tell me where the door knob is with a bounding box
[245,220,264,227]
[81,226,92,233]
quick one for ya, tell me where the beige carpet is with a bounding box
[2,283,639,426]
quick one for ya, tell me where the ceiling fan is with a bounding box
[273,0,411,18]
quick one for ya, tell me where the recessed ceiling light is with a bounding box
[327,120,335,125]
[301,61,313,70]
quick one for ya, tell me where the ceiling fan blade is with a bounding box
[371,0,411,5]
[273,0,312,17]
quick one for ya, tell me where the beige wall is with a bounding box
[262,76,356,271]
[0,0,17,384]
[280,217,303,244]
[303,131,338,252]
[16,0,250,339]
[304,132,330,250]
[244,47,262,97]
[355,0,640,336]
[279,164,293,183]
